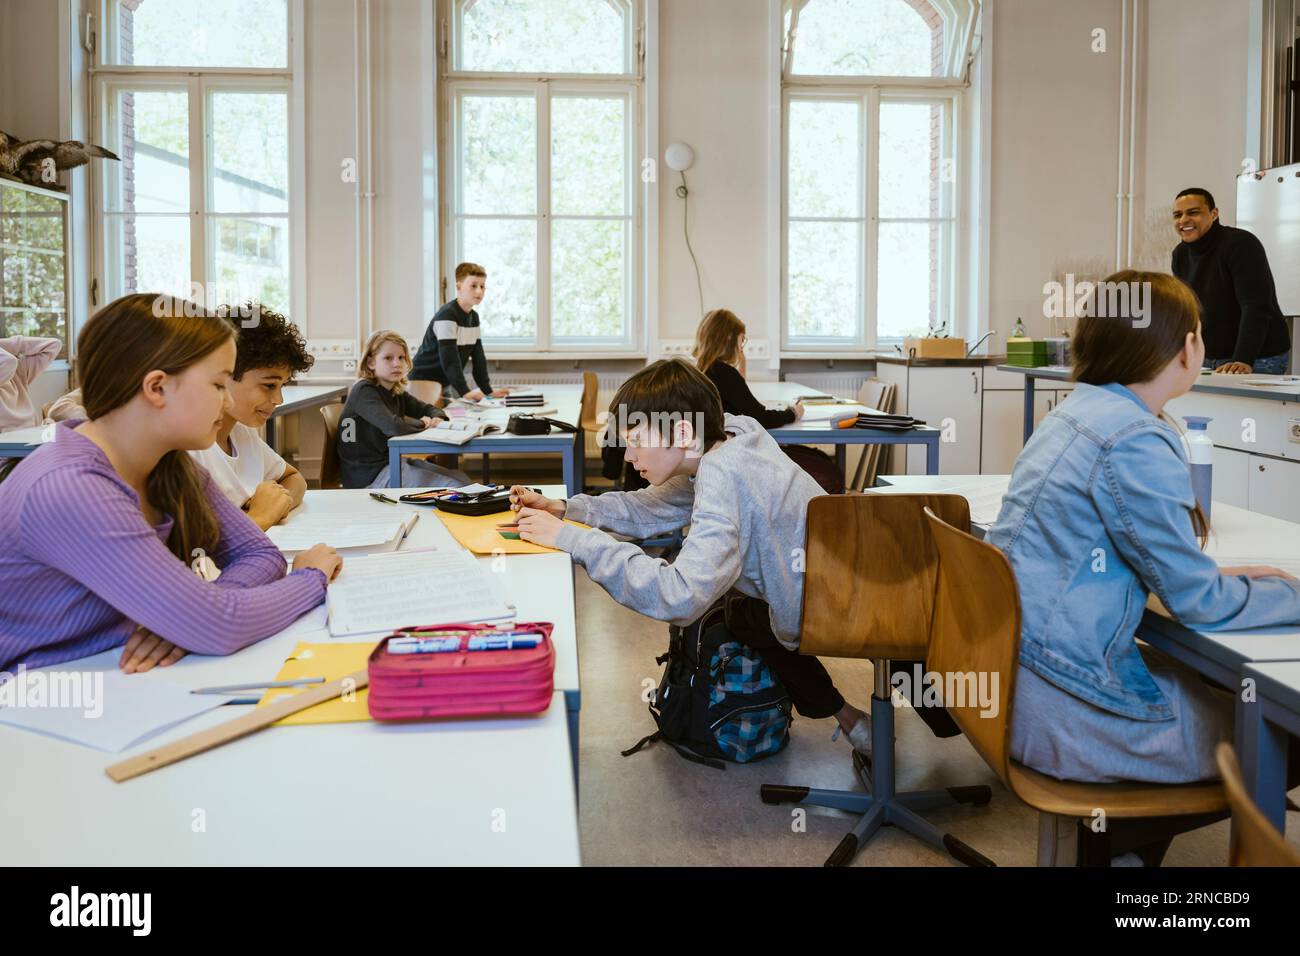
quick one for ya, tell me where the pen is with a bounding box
[467,635,542,651]
[370,492,399,504]
[191,677,326,695]
[401,513,420,541]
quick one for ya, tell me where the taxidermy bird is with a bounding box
[0,131,119,190]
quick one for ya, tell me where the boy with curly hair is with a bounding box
[189,303,314,529]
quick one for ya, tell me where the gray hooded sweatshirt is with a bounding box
[554,414,824,649]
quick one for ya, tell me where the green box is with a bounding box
[1006,339,1048,367]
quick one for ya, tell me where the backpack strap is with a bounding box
[620,731,727,771]
[620,731,661,757]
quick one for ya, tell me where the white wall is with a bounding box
[0,0,77,412]
[0,0,62,140]
[987,0,1256,342]
[988,0,1124,341]
[657,0,771,345]
[1141,0,1251,232]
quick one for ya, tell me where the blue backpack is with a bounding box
[622,601,792,769]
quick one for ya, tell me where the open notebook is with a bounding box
[266,512,420,554]
[412,419,504,445]
[325,549,513,637]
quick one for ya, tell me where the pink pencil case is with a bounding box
[367,622,555,721]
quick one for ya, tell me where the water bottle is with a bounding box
[1181,416,1213,520]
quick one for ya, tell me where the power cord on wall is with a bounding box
[676,171,704,319]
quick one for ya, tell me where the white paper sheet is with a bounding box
[326,550,513,637]
[266,514,412,552]
[0,650,225,752]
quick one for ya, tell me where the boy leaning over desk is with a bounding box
[508,358,880,753]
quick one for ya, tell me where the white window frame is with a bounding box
[87,0,301,319]
[438,0,646,356]
[780,0,973,355]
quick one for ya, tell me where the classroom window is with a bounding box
[783,0,975,80]
[782,0,972,350]
[93,1,292,314]
[105,0,288,69]
[441,0,642,351]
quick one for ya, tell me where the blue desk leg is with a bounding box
[1022,375,1035,444]
[564,689,580,797]
[574,430,586,493]
[925,436,939,475]
[562,440,578,496]
[388,445,402,488]
[1237,695,1289,832]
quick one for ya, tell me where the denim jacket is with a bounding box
[987,382,1300,721]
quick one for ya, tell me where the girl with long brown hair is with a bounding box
[987,271,1300,863]
[0,293,340,673]
[692,309,804,428]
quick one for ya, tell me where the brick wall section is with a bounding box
[904,0,945,331]
[121,0,142,293]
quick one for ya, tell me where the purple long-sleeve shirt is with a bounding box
[0,420,327,671]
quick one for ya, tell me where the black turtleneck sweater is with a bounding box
[1171,220,1290,364]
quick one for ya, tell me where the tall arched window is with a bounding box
[93,0,293,313]
[782,0,978,349]
[440,0,643,351]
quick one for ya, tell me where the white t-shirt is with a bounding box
[190,423,289,509]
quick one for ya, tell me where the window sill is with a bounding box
[779,351,890,361]
[489,352,647,362]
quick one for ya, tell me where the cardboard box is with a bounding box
[903,336,968,359]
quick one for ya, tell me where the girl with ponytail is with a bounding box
[0,293,340,672]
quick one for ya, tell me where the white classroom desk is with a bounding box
[0,423,49,459]
[751,380,944,475]
[388,385,585,494]
[0,382,348,461]
[749,380,833,404]
[292,486,583,777]
[264,382,350,449]
[0,486,582,866]
[870,474,1300,832]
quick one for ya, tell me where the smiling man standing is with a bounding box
[1170,187,1291,374]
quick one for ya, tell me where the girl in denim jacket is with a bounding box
[988,272,1300,860]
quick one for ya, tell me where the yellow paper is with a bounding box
[432,509,589,555]
[256,641,376,725]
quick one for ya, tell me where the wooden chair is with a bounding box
[408,379,443,408]
[848,378,895,492]
[318,402,344,489]
[760,493,995,867]
[1216,743,1300,866]
[580,370,601,433]
[923,507,1228,866]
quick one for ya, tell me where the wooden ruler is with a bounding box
[105,669,370,783]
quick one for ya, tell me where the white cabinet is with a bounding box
[1204,446,1300,521]
[1212,446,1250,509]
[1248,455,1300,523]
[874,363,982,475]
[980,390,1026,475]
[978,365,1073,474]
